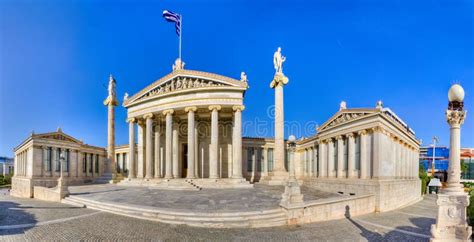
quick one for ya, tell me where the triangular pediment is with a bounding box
[317,109,376,132]
[34,131,82,144]
[124,69,248,107]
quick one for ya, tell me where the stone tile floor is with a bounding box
[66,184,340,212]
[0,188,437,241]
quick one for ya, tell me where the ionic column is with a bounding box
[42,146,48,177]
[185,107,197,179]
[194,121,199,178]
[127,118,136,179]
[163,109,174,179]
[309,148,313,177]
[154,122,161,178]
[144,113,154,179]
[327,139,335,177]
[172,122,179,178]
[336,136,344,178]
[318,141,325,177]
[85,152,89,177]
[137,120,145,178]
[75,150,79,178]
[347,133,355,178]
[209,105,221,179]
[359,130,368,179]
[263,147,268,177]
[232,105,244,179]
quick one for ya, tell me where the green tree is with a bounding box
[461,160,468,177]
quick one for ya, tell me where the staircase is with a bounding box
[94,173,125,184]
[62,195,287,228]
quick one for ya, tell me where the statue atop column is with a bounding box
[104,74,118,106]
[270,47,289,88]
[172,58,185,71]
[273,47,286,75]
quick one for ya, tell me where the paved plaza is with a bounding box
[0,187,436,241]
[66,184,339,212]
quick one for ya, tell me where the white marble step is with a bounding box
[62,196,287,228]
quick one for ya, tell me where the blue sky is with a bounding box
[0,0,473,156]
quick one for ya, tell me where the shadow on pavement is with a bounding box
[0,201,38,236]
[345,205,434,241]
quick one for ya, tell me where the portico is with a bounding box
[122,61,249,185]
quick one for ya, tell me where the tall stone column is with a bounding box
[103,75,119,178]
[359,130,368,179]
[318,141,325,177]
[137,120,145,178]
[327,139,335,177]
[185,107,197,179]
[172,122,179,178]
[232,105,244,179]
[263,147,268,177]
[163,109,174,179]
[154,122,161,178]
[431,84,472,241]
[347,133,355,178]
[209,105,221,179]
[336,136,344,178]
[127,118,136,179]
[144,113,154,179]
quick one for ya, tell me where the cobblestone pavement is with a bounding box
[0,188,437,241]
[66,184,339,212]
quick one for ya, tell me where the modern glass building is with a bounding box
[419,146,474,181]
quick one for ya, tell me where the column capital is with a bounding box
[126,117,136,123]
[358,130,367,136]
[232,105,245,112]
[143,113,154,119]
[446,109,466,127]
[209,105,222,111]
[325,138,333,144]
[185,106,197,113]
[162,109,174,116]
[335,135,343,140]
[346,133,355,138]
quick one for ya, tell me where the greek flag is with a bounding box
[162,10,181,36]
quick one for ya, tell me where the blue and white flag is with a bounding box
[162,10,181,36]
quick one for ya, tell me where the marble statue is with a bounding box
[172,58,185,71]
[240,72,248,82]
[124,92,129,101]
[273,47,286,75]
[340,101,347,110]
[108,74,116,98]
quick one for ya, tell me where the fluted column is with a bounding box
[318,141,325,177]
[163,109,174,179]
[232,105,244,179]
[263,147,268,176]
[172,122,179,178]
[186,107,197,179]
[144,113,154,179]
[359,130,368,179]
[336,136,344,178]
[209,105,221,179]
[137,120,145,178]
[42,146,48,177]
[154,122,161,178]
[127,118,136,179]
[327,139,335,177]
[347,133,355,178]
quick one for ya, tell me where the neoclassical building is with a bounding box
[11,128,107,197]
[120,62,250,187]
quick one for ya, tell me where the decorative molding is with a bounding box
[358,130,367,136]
[319,111,372,132]
[446,110,466,127]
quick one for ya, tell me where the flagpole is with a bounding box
[179,15,182,60]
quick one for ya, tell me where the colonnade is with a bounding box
[127,105,245,180]
[301,127,419,179]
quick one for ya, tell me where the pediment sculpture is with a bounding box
[139,77,229,100]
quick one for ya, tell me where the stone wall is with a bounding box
[10,177,33,198]
[304,178,421,212]
[33,186,62,202]
[282,194,376,225]
[11,177,94,199]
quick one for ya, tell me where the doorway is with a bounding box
[182,144,188,178]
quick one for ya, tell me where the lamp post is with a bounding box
[57,153,69,198]
[431,84,471,241]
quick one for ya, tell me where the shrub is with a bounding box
[468,192,474,226]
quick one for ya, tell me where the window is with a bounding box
[89,154,93,172]
[95,154,99,173]
[83,153,87,173]
[355,136,361,170]
[65,149,70,172]
[123,153,128,172]
[247,148,253,172]
[267,148,274,172]
[55,148,61,172]
[256,148,263,172]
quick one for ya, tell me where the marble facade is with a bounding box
[11,128,106,198]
